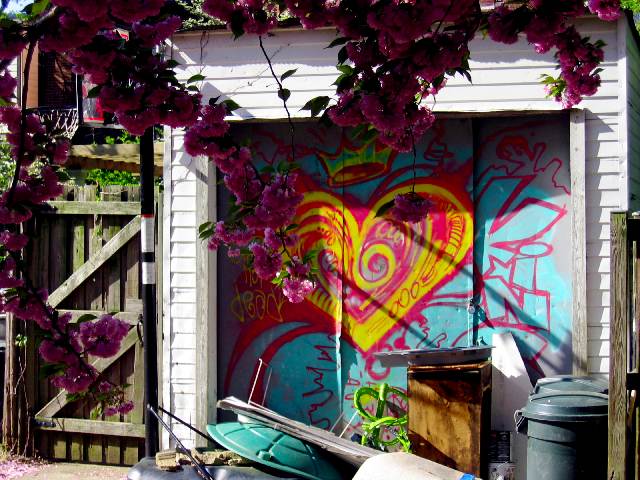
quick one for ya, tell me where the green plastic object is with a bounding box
[532,375,608,395]
[516,391,608,480]
[206,422,343,480]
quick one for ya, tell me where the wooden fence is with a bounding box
[609,211,640,480]
[3,185,161,465]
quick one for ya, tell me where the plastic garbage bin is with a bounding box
[532,375,608,395]
[515,391,608,480]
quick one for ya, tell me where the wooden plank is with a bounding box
[36,217,51,458]
[39,419,145,438]
[64,310,142,325]
[195,157,216,446]
[635,219,640,480]
[155,185,163,418]
[69,143,164,168]
[82,186,102,464]
[35,329,139,419]
[609,211,629,480]
[49,210,68,293]
[47,216,141,308]
[71,191,86,309]
[124,189,144,464]
[42,201,141,216]
[52,433,67,460]
[125,186,141,313]
[123,343,144,465]
[161,129,172,450]
[570,109,588,375]
[103,186,123,465]
[87,438,103,463]
[70,434,82,461]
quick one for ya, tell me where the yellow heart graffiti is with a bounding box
[295,183,472,352]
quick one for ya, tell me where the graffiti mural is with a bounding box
[217,116,571,429]
[473,116,572,376]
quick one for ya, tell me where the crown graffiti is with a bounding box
[316,132,397,187]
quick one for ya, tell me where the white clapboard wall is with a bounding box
[164,16,635,447]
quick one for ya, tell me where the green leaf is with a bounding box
[337,65,354,75]
[208,96,221,106]
[221,99,241,111]
[65,393,84,403]
[198,222,213,234]
[15,334,27,348]
[375,199,396,218]
[303,248,320,263]
[326,37,349,49]
[90,405,103,420]
[300,96,331,117]
[357,128,378,143]
[280,69,297,82]
[187,74,205,84]
[30,0,50,15]
[187,85,200,92]
[230,10,246,39]
[40,363,66,380]
[337,46,349,65]
[278,88,291,102]
[76,313,97,324]
[87,85,102,98]
[166,59,180,68]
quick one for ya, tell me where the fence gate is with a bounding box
[609,211,640,480]
[18,185,161,465]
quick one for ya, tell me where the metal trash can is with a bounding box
[515,391,608,480]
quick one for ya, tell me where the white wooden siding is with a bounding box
[166,17,628,446]
[163,128,199,446]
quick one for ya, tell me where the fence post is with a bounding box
[609,211,629,480]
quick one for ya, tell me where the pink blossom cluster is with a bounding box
[41,0,166,52]
[184,99,313,301]
[70,29,199,136]
[303,0,476,152]
[390,192,432,224]
[202,0,279,35]
[0,29,27,61]
[0,0,179,410]
[588,0,622,21]
[282,258,314,303]
[0,106,70,224]
[487,0,614,108]
[0,70,17,102]
[37,313,130,394]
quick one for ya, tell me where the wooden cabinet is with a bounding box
[407,361,491,478]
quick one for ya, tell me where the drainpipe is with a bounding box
[140,127,159,457]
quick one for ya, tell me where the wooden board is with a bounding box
[608,212,629,480]
[407,361,491,478]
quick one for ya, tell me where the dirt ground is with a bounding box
[0,459,130,480]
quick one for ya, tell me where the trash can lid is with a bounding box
[520,391,609,422]
[533,375,608,395]
[206,422,343,480]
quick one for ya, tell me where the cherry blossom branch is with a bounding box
[258,35,296,164]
